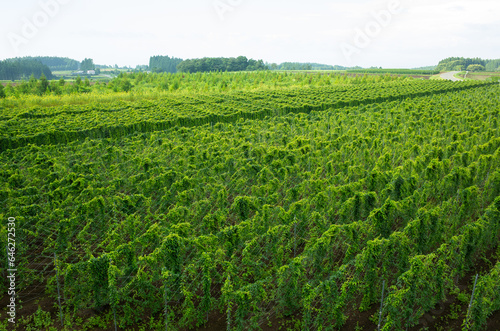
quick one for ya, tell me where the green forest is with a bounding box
[23,56,80,71]
[149,55,184,73]
[436,57,500,72]
[0,58,54,81]
[177,56,267,73]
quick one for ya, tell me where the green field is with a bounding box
[1,73,500,330]
[463,71,500,81]
[468,71,500,75]
[448,71,500,82]
[346,68,441,75]
[50,70,115,83]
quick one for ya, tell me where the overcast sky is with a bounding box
[1,0,499,68]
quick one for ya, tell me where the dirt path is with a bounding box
[440,71,463,81]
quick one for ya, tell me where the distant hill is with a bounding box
[0,58,54,80]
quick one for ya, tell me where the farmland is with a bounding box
[1,72,499,330]
[461,71,500,82]
[346,69,441,75]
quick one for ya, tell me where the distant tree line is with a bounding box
[80,58,95,71]
[436,57,500,72]
[485,59,500,72]
[0,58,53,80]
[436,57,485,71]
[20,56,80,71]
[267,62,360,71]
[149,55,184,73]
[267,62,336,70]
[176,56,267,73]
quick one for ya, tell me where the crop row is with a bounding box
[1,84,499,329]
[0,80,494,152]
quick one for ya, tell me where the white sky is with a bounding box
[1,0,499,68]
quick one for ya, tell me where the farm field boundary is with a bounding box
[1,84,500,330]
[0,80,495,152]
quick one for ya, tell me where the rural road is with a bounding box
[440,71,463,81]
